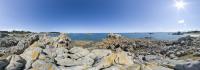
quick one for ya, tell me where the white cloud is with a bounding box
[178,19,185,24]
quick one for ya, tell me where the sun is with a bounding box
[175,0,186,10]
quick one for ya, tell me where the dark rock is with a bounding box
[107,33,122,39]
[0,59,9,70]
[0,37,18,47]
[174,61,200,70]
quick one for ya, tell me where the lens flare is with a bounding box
[175,0,186,10]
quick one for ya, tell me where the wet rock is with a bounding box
[161,59,189,69]
[0,59,9,70]
[174,61,200,70]
[5,55,26,70]
[141,63,172,70]
[0,33,8,38]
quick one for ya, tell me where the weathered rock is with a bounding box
[174,61,200,70]
[102,65,125,70]
[161,59,189,69]
[144,55,161,62]
[55,55,94,66]
[175,50,187,57]
[0,37,18,47]
[93,51,133,69]
[20,46,43,70]
[9,34,39,54]
[0,59,9,70]
[141,63,172,70]
[107,33,122,39]
[88,49,112,59]
[69,47,89,59]
[58,66,90,70]
[31,60,58,70]
[5,55,26,70]
[53,33,71,48]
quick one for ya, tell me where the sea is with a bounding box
[49,32,186,41]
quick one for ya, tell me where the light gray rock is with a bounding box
[175,50,186,57]
[0,37,18,47]
[58,66,89,70]
[9,34,39,54]
[107,33,122,39]
[55,56,94,66]
[43,47,57,58]
[20,47,43,70]
[31,60,59,70]
[5,55,26,70]
[102,65,121,70]
[69,47,89,59]
[87,49,112,59]
[193,52,200,56]
[144,55,161,61]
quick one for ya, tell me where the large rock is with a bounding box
[31,60,59,70]
[0,59,9,70]
[87,49,112,59]
[58,66,90,70]
[53,33,71,48]
[141,63,172,70]
[20,45,43,70]
[69,47,90,59]
[93,51,134,69]
[5,55,26,70]
[107,33,122,39]
[174,61,200,70]
[9,34,39,54]
[55,55,94,66]
[144,55,161,62]
[0,37,18,47]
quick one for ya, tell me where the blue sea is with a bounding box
[64,33,186,41]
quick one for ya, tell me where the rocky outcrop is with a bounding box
[1,32,200,70]
[107,33,123,39]
[0,37,18,48]
[5,55,26,70]
[0,59,9,70]
[0,34,39,56]
[92,51,134,70]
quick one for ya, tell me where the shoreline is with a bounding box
[0,32,200,70]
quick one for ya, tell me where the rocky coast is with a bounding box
[0,31,200,70]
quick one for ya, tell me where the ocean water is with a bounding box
[66,33,185,41]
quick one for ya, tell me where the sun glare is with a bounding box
[175,0,186,10]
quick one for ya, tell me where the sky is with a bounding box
[0,0,199,33]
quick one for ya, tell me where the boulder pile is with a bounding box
[0,32,200,70]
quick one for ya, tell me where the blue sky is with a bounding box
[0,0,199,33]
